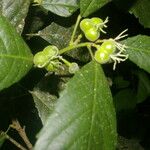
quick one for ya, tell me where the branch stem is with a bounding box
[69,15,82,45]
[1,131,27,150]
[59,42,93,54]
[10,120,33,150]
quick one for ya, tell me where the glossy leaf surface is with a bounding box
[0,15,33,91]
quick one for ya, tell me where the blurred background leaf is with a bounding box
[123,35,150,73]
[40,0,79,17]
[0,0,31,33]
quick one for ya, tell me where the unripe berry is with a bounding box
[94,47,110,64]
[85,28,100,41]
[33,52,47,68]
[80,19,93,32]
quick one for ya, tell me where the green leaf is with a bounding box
[41,0,79,17]
[31,72,71,124]
[34,61,117,150]
[123,35,150,73]
[114,0,150,28]
[80,0,111,17]
[136,71,150,103]
[113,76,130,89]
[129,0,150,28]
[30,75,63,125]
[0,0,31,33]
[38,22,72,49]
[31,88,57,124]
[114,89,137,112]
[0,15,33,91]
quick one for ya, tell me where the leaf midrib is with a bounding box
[81,0,93,16]
[0,54,32,61]
[42,3,78,9]
[87,62,98,150]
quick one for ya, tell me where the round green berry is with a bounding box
[43,45,58,59]
[85,27,100,41]
[91,17,103,26]
[45,63,55,71]
[33,51,47,68]
[100,39,116,54]
[94,49,110,64]
[45,60,60,72]
[80,19,93,32]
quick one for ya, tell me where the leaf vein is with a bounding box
[46,109,91,146]
[87,63,98,149]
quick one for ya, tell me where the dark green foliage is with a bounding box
[0,0,150,149]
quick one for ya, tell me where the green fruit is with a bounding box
[43,45,58,59]
[45,63,55,71]
[94,48,110,64]
[101,40,116,54]
[45,60,60,72]
[80,19,93,32]
[85,27,100,41]
[91,17,103,26]
[33,51,47,68]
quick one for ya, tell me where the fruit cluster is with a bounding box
[80,17,108,42]
[33,45,60,71]
[94,39,116,64]
[33,16,129,72]
[80,17,128,70]
[94,30,129,70]
[33,45,79,73]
